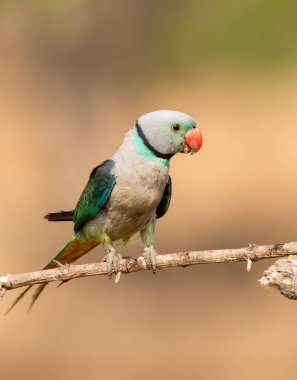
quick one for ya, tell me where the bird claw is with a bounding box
[143,246,158,274]
[102,251,120,279]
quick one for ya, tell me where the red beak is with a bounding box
[185,129,203,152]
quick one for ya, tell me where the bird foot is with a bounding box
[102,250,120,280]
[143,246,158,274]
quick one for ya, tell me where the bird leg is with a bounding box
[141,218,158,274]
[102,236,119,279]
[143,246,158,274]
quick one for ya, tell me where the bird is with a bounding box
[6,110,203,313]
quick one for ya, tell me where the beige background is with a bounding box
[1,1,297,379]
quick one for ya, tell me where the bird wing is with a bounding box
[156,176,172,219]
[74,159,116,232]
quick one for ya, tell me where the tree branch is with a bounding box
[1,241,297,300]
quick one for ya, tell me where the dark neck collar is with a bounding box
[135,120,174,160]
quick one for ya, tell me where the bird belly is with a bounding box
[103,187,160,241]
[83,204,155,243]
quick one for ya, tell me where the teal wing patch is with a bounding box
[156,176,172,219]
[74,160,116,232]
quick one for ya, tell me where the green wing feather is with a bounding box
[74,160,116,232]
[156,176,172,219]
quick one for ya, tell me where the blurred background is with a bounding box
[1,1,297,379]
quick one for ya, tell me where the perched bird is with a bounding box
[7,110,203,312]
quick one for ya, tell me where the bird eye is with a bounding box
[171,124,181,132]
[193,125,197,129]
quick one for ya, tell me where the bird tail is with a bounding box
[44,210,74,222]
[5,233,99,314]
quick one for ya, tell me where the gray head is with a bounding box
[135,110,203,159]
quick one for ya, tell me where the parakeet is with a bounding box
[7,110,203,312]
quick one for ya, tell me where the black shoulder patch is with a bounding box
[156,176,172,219]
[90,160,114,178]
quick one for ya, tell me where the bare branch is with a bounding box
[1,242,297,300]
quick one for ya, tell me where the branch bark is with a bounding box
[1,242,297,300]
[259,255,297,299]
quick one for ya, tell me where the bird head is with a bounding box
[135,110,202,159]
